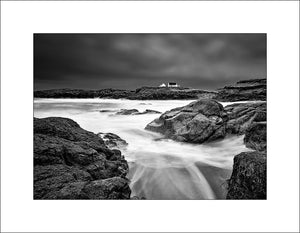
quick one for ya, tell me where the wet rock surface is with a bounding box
[226,151,266,199]
[34,117,131,199]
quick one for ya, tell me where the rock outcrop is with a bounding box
[145,99,266,144]
[34,117,131,199]
[226,151,266,199]
[214,78,266,102]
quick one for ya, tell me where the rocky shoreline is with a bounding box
[145,98,267,199]
[34,78,266,102]
[34,78,267,199]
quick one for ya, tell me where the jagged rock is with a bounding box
[244,122,267,151]
[97,132,128,150]
[226,151,266,199]
[225,102,266,134]
[34,117,131,199]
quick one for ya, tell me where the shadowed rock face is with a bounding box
[226,151,266,199]
[34,117,131,199]
[145,99,266,144]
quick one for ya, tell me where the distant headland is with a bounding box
[34,78,266,102]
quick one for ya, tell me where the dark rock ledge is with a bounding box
[34,117,131,199]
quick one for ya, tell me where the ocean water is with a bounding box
[34,98,252,199]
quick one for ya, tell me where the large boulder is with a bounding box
[34,117,131,199]
[145,99,226,143]
[145,99,266,144]
[226,151,266,199]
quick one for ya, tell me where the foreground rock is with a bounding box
[226,151,266,199]
[34,117,131,199]
[145,99,266,144]
[116,109,161,115]
[226,118,267,199]
[214,78,266,102]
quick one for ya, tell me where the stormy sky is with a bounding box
[34,34,266,91]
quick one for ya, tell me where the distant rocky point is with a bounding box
[34,78,266,101]
[213,78,266,102]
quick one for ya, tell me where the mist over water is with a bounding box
[34,98,252,199]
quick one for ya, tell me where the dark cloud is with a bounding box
[34,33,266,90]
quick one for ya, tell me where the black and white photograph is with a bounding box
[34,33,267,200]
[1,1,299,232]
